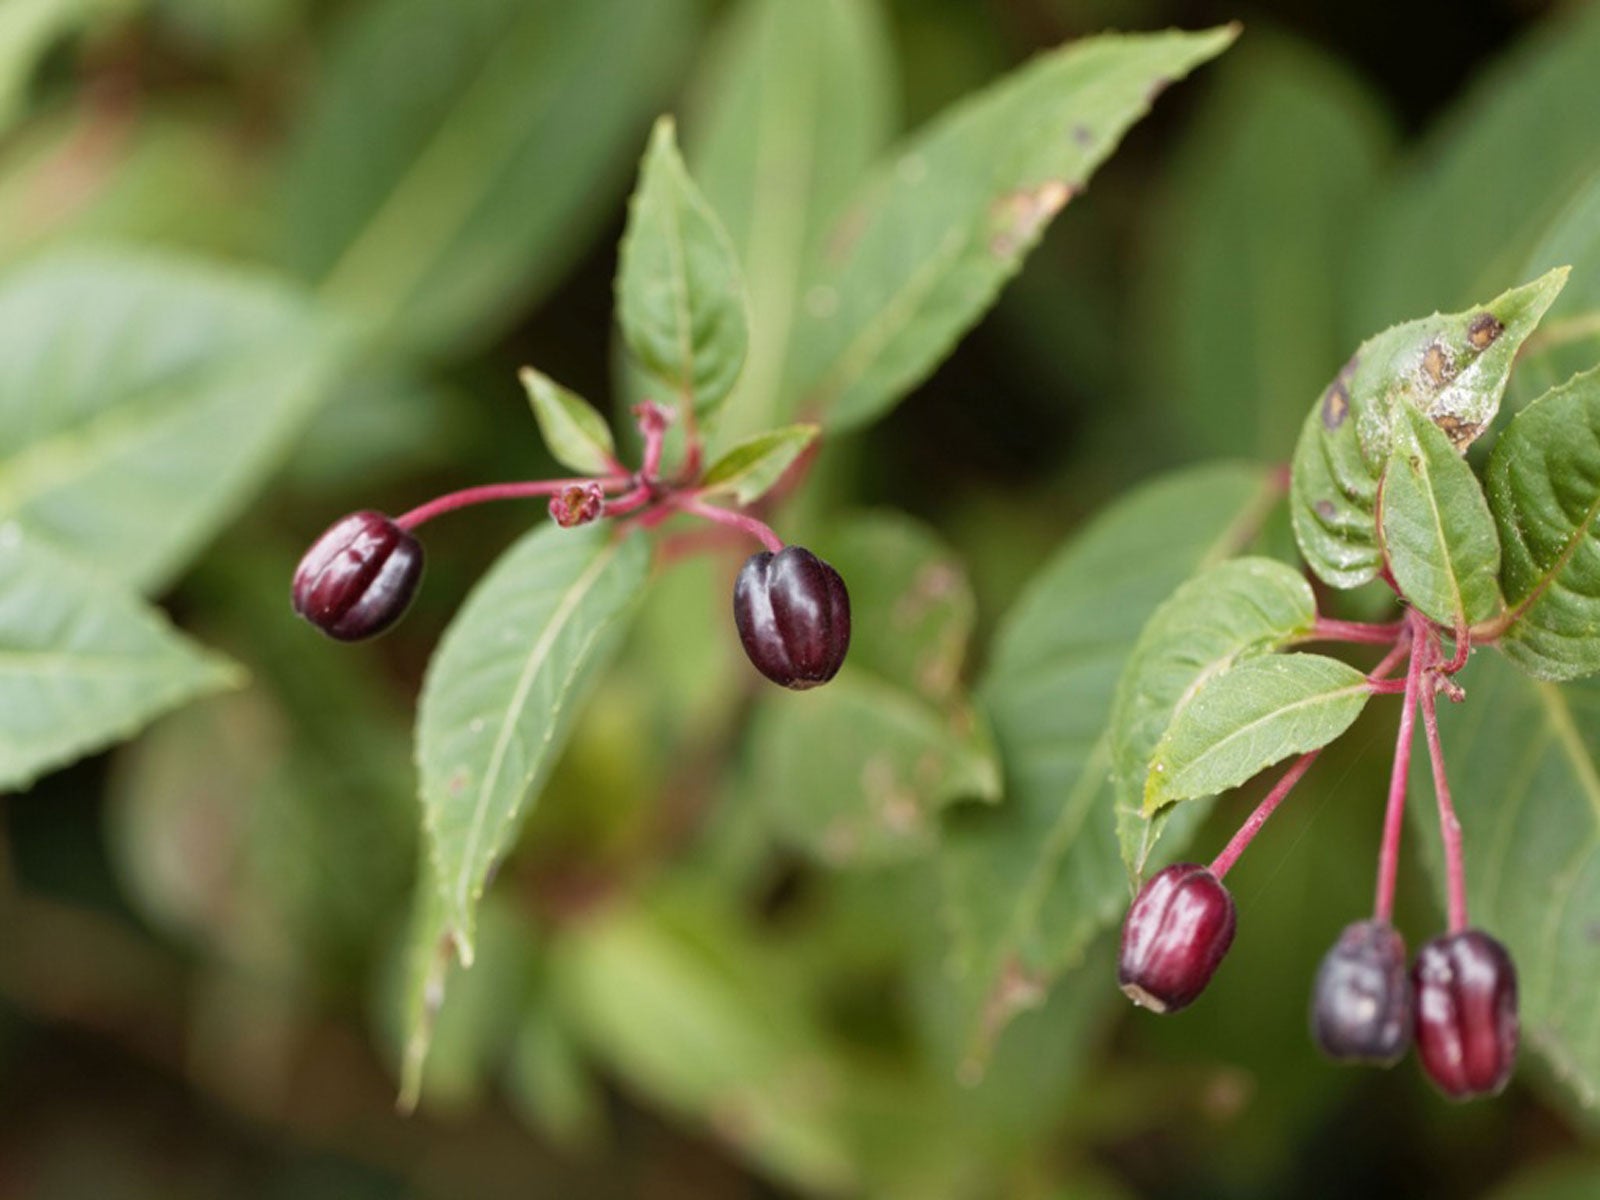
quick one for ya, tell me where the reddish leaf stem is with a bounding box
[1311,616,1406,645]
[1418,622,1470,932]
[1374,625,1424,923]
[1209,750,1322,880]
[395,477,631,530]
[673,497,784,553]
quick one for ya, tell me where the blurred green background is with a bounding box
[3,0,1599,1197]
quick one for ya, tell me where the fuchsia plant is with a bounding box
[292,397,849,688]
[1111,269,1580,1101]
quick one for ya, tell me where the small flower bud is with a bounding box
[1412,929,1518,1100]
[1311,920,1412,1065]
[732,545,850,689]
[549,482,605,529]
[632,400,674,437]
[292,510,423,641]
[1118,863,1236,1013]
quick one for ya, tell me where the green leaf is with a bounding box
[1411,651,1600,1110]
[519,367,618,477]
[277,0,694,356]
[0,250,337,595]
[1109,557,1317,870]
[1486,1161,1600,1200]
[685,0,896,449]
[1291,270,1566,590]
[697,423,818,505]
[1144,653,1370,813]
[0,105,262,266]
[753,671,1000,868]
[1354,2,1600,332]
[784,26,1237,434]
[1488,366,1600,680]
[1137,33,1393,459]
[417,524,650,965]
[1380,405,1503,629]
[617,117,750,419]
[940,462,1279,1067]
[0,531,239,792]
[819,511,976,702]
[554,898,856,1194]
[393,883,537,1113]
[1513,172,1600,406]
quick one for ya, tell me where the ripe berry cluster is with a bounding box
[1117,607,1519,1101]
[291,396,849,689]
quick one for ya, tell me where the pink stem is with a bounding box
[1437,626,1471,675]
[396,477,630,530]
[1374,625,1425,922]
[1209,750,1322,880]
[1366,677,1408,694]
[1369,636,1413,683]
[602,485,654,519]
[1418,624,1470,932]
[673,498,783,554]
[1311,616,1407,646]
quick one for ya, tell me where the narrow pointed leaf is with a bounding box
[520,367,617,477]
[1145,653,1370,813]
[753,671,1000,868]
[1488,366,1600,680]
[0,251,338,595]
[687,0,896,449]
[1410,652,1600,1110]
[1381,405,1503,629]
[617,117,750,418]
[1292,270,1566,589]
[784,26,1237,434]
[940,462,1278,1066]
[697,423,817,505]
[0,531,240,792]
[1109,557,1317,871]
[417,524,651,964]
[278,0,695,355]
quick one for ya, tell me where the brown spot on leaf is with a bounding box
[1434,413,1482,450]
[1421,342,1456,387]
[1072,123,1095,147]
[1321,380,1349,430]
[989,181,1074,258]
[1315,499,1338,521]
[1468,312,1504,350]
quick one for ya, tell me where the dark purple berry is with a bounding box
[292,510,423,641]
[1311,920,1413,1065]
[1118,863,1236,1014]
[1412,929,1518,1100]
[732,546,850,689]
[549,482,605,529]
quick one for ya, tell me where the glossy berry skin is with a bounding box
[1412,929,1518,1100]
[733,546,850,689]
[1118,863,1236,1014]
[1311,920,1413,1065]
[292,510,423,641]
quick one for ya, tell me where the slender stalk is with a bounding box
[1310,616,1406,646]
[1374,625,1425,922]
[395,477,630,530]
[673,497,784,553]
[1209,750,1321,880]
[1418,625,1471,932]
[602,485,654,519]
[1436,625,1470,675]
